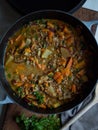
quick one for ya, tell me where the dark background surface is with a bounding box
[7,0,86,14]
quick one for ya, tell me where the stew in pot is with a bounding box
[4,19,94,109]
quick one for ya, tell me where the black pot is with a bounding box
[0,10,98,114]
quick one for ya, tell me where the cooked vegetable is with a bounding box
[60,47,70,58]
[54,72,63,84]
[5,19,94,109]
[16,114,61,130]
[61,57,73,77]
[5,55,14,65]
[42,49,52,58]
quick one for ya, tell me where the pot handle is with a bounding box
[0,82,13,104]
[0,96,13,104]
[82,20,98,30]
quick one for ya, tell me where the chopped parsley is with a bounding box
[16,114,61,130]
[33,91,44,104]
[7,73,11,78]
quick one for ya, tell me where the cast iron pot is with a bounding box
[0,10,98,114]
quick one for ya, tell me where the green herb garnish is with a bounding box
[33,91,44,104]
[48,72,54,79]
[7,73,11,78]
[16,114,61,130]
[17,87,25,97]
[34,35,38,40]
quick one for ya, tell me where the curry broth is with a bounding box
[4,19,94,109]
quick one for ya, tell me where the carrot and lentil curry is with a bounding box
[4,19,94,109]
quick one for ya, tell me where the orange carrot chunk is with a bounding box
[54,72,63,84]
[71,84,77,93]
[62,57,73,77]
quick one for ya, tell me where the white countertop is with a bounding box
[83,0,98,11]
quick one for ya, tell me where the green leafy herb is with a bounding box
[33,91,44,104]
[17,87,25,97]
[36,19,46,24]
[16,114,61,130]
[7,73,11,78]
[34,34,38,40]
[48,72,54,79]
